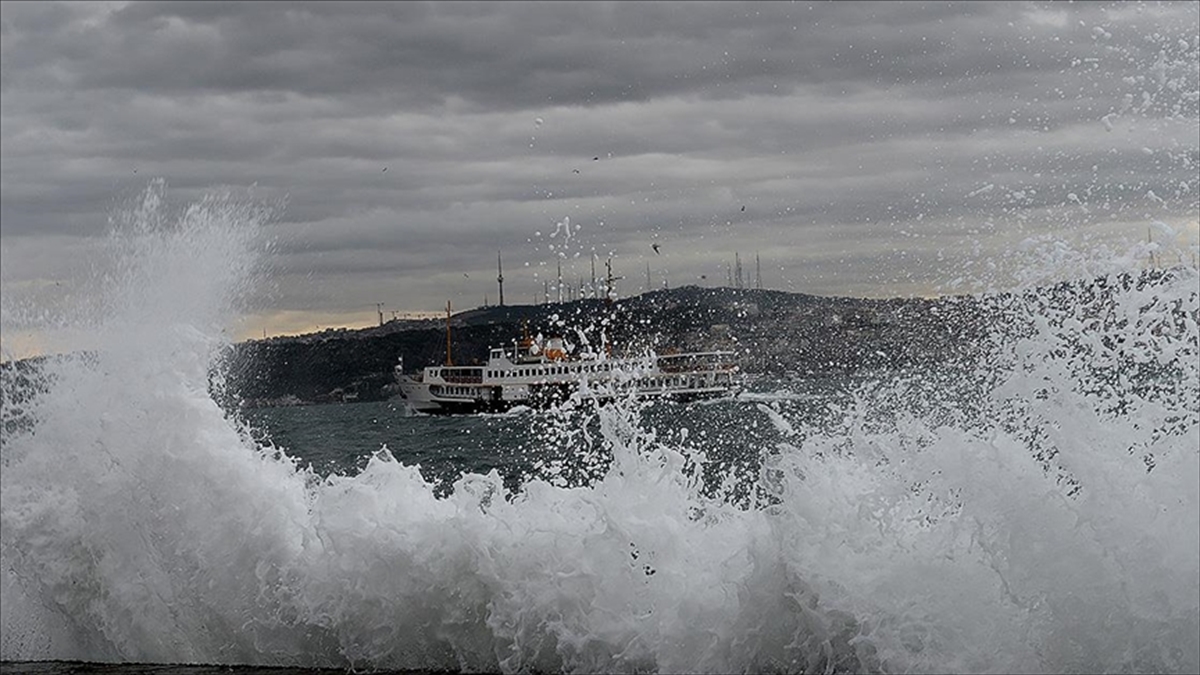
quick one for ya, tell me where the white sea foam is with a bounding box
[2,180,1197,673]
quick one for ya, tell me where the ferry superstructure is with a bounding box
[395,331,740,415]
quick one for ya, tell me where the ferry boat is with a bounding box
[395,310,741,414]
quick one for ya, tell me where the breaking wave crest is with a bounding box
[1,185,1197,673]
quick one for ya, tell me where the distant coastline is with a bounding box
[6,270,1189,410]
[220,284,991,408]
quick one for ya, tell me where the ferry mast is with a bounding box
[444,300,453,366]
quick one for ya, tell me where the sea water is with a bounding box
[1,182,1196,674]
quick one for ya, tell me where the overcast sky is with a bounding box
[1,1,1197,346]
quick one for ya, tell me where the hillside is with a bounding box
[221,285,989,407]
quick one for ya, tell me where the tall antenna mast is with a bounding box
[376,302,385,326]
[607,257,613,302]
[604,254,624,302]
[557,259,563,303]
[591,254,598,299]
[646,262,651,291]
[497,250,505,307]
[755,252,762,290]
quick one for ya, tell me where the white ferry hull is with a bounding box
[398,370,739,415]
[395,339,740,415]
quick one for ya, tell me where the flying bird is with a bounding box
[382,167,388,172]
[740,205,745,212]
[652,244,661,255]
[573,168,580,174]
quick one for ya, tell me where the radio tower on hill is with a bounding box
[496,251,505,306]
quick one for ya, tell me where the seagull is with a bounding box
[652,243,661,255]
[573,168,580,174]
[382,167,388,172]
[593,157,599,161]
[740,205,745,212]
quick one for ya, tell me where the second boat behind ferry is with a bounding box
[396,321,741,415]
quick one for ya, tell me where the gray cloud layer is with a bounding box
[2,1,1197,335]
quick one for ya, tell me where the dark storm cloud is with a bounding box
[0,3,1152,107]
[1,1,1197,334]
